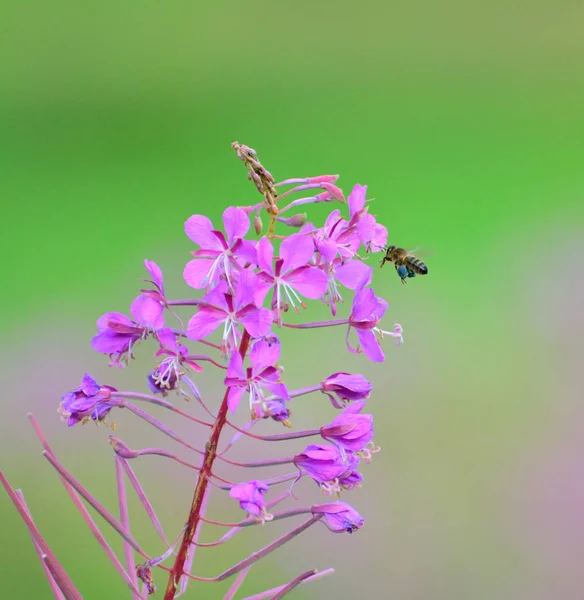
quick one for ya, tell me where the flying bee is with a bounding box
[380,245,429,284]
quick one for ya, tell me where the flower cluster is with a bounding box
[2,142,404,600]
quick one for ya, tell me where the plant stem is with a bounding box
[162,330,251,600]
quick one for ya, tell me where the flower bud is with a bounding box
[276,213,307,228]
[254,214,263,235]
[321,182,345,202]
[108,436,139,459]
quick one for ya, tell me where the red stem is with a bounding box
[162,330,251,600]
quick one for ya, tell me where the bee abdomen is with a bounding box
[406,256,428,275]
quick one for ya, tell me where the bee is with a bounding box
[380,245,429,284]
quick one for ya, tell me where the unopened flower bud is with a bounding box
[108,436,139,459]
[276,213,307,228]
[321,182,345,202]
[254,214,263,235]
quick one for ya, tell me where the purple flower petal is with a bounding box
[80,373,100,396]
[183,258,216,289]
[356,329,385,363]
[233,239,258,267]
[250,338,280,374]
[96,312,135,332]
[317,238,338,262]
[335,261,373,290]
[144,259,164,292]
[285,266,328,299]
[348,184,367,217]
[222,206,250,245]
[239,308,273,339]
[280,233,315,273]
[185,215,223,250]
[157,328,178,352]
[186,308,227,340]
[227,387,246,413]
[257,237,274,275]
[233,269,257,310]
[131,295,164,330]
[226,350,245,381]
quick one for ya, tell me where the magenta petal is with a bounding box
[186,308,226,340]
[372,223,388,251]
[351,288,377,321]
[222,207,250,245]
[157,328,178,352]
[264,380,289,402]
[200,281,230,311]
[356,213,376,245]
[131,295,164,329]
[80,373,100,396]
[252,277,273,308]
[343,400,367,414]
[226,350,245,380]
[183,258,216,289]
[356,330,385,363]
[280,234,315,273]
[91,331,132,354]
[96,312,134,331]
[240,308,273,338]
[144,259,164,291]
[233,269,257,309]
[227,387,246,413]
[233,239,258,267]
[256,237,274,274]
[324,209,343,234]
[316,238,338,262]
[285,266,328,299]
[335,261,373,291]
[185,215,223,250]
[348,184,367,217]
[250,338,280,373]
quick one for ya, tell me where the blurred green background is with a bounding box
[2,1,584,598]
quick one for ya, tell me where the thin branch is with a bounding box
[0,469,83,600]
[241,568,335,600]
[16,490,66,600]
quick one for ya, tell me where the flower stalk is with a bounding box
[2,141,407,598]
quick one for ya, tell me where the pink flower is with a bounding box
[147,328,202,395]
[320,401,374,453]
[183,207,257,290]
[255,233,328,318]
[311,502,365,533]
[59,373,118,426]
[224,337,289,413]
[229,480,270,519]
[346,184,388,253]
[293,444,361,494]
[347,287,403,362]
[130,260,167,330]
[186,270,273,354]
[91,309,148,367]
[321,372,373,408]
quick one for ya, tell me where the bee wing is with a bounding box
[406,247,435,259]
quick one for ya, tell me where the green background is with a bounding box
[2,2,584,598]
